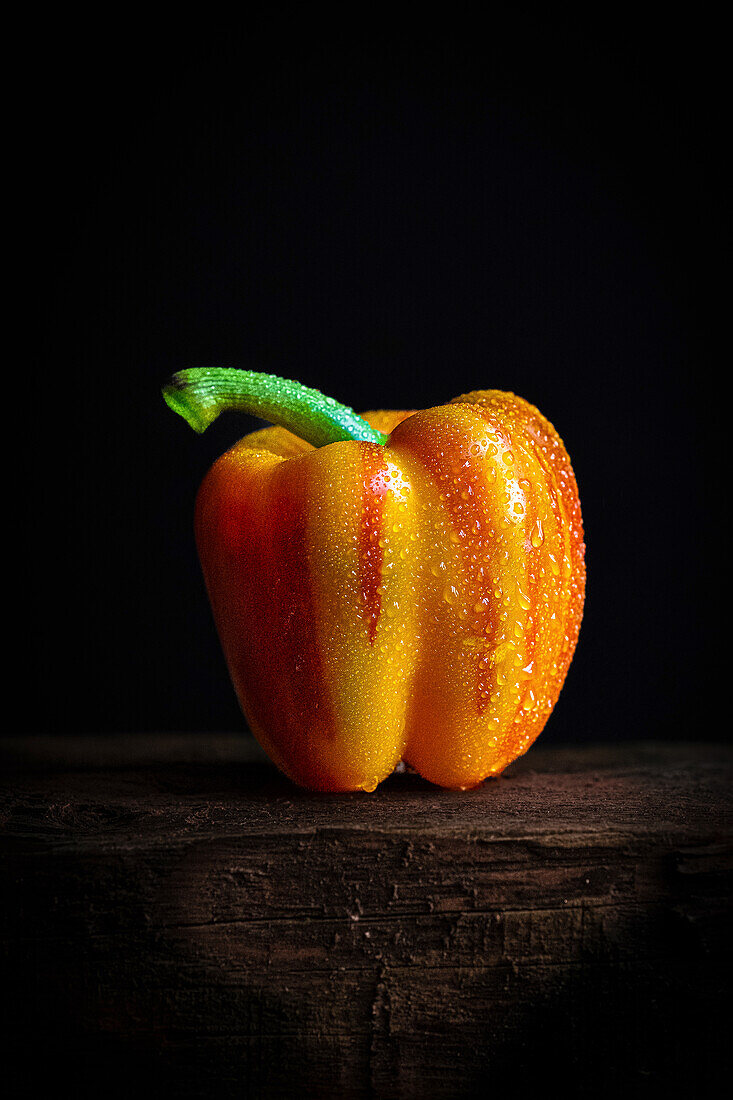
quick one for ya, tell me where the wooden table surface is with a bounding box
[1,736,731,1098]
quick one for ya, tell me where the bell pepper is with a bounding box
[163,368,585,792]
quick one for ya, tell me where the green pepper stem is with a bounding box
[162,368,388,448]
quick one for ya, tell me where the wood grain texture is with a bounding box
[1,737,731,1098]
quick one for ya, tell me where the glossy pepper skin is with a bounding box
[165,371,585,791]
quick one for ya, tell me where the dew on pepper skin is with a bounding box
[517,588,531,611]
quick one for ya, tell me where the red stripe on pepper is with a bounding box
[358,445,390,645]
[267,461,336,746]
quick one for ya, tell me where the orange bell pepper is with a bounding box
[163,369,585,791]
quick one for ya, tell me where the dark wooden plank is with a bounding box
[1,737,731,1098]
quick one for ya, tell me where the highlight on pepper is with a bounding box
[163,367,585,792]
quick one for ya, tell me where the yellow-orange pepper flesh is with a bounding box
[166,372,585,791]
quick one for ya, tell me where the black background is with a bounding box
[19,11,722,747]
